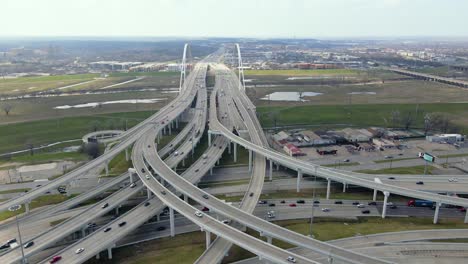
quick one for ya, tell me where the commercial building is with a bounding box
[283,143,305,157]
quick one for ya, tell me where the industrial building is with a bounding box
[426,134,465,144]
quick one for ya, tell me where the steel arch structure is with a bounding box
[179,43,191,93]
[235,43,246,91]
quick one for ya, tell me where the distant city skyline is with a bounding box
[1,0,467,38]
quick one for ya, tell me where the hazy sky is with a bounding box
[1,0,467,38]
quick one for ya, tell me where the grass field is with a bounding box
[89,216,467,264]
[0,73,99,94]
[358,165,435,175]
[251,79,468,107]
[0,111,154,154]
[256,102,468,133]
[0,194,69,221]
[245,69,360,76]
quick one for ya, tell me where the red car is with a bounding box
[289,203,297,207]
[50,256,62,263]
[459,207,466,212]
[202,207,209,212]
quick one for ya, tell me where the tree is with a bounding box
[401,112,413,130]
[423,113,433,135]
[390,110,401,129]
[2,104,13,115]
[89,120,101,132]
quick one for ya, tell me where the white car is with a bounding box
[357,204,365,208]
[145,175,150,180]
[129,183,136,188]
[449,178,459,182]
[321,208,330,212]
[287,256,297,263]
[75,248,84,254]
[195,210,203,218]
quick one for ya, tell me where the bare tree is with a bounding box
[2,104,13,116]
[89,120,101,132]
[390,110,401,129]
[424,113,433,135]
[401,112,413,130]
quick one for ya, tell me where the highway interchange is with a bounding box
[1,45,468,263]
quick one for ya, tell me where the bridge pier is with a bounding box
[105,161,109,176]
[96,253,100,260]
[115,205,119,215]
[276,163,280,171]
[248,150,253,172]
[382,192,390,219]
[175,118,179,129]
[184,194,188,203]
[157,131,161,144]
[168,123,172,135]
[210,167,213,175]
[228,141,231,154]
[169,207,175,237]
[269,159,273,181]
[125,148,129,161]
[25,202,30,214]
[433,202,441,224]
[233,143,237,163]
[373,189,377,201]
[182,158,185,167]
[205,231,211,249]
[81,226,86,238]
[266,236,272,244]
[326,178,331,200]
[107,247,113,259]
[147,188,152,199]
[208,132,212,146]
[464,210,468,224]
[296,169,302,193]
[342,182,347,193]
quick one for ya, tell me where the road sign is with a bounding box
[423,153,435,163]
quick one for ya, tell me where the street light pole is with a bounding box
[309,167,317,237]
[9,205,26,264]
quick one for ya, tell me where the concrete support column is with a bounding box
[25,202,30,214]
[184,195,188,203]
[125,148,129,161]
[382,192,389,219]
[182,159,185,167]
[157,132,161,144]
[464,210,468,224]
[276,163,280,171]
[169,207,175,237]
[233,143,237,163]
[373,189,377,202]
[248,150,253,172]
[168,123,172,135]
[208,132,212,146]
[433,202,441,224]
[342,182,347,193]
[269,159,273,181]
[296,169,303,193]
[156,214,160,222]
[217,159,220,165]
[176,118,179,129]
[326,178,331,200]
[228,141,231,154]
[210,167,213,175]
[205,231,211,249]
[266,236,272,244]
[147,188,152,199]
[115,206,119,215]
[105,161,109,176]
[96,253,100,260]
[81,227,86,238]
[107,247,113,259]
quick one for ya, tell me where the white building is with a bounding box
[426,134,465,144]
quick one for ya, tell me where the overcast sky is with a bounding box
[1,0,467,38]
